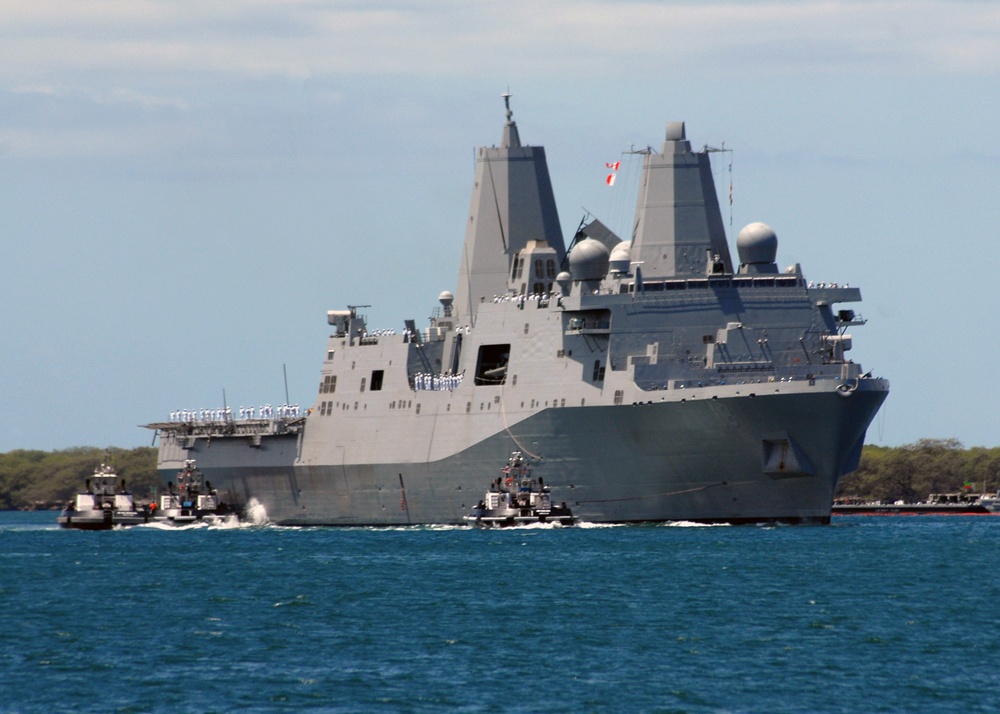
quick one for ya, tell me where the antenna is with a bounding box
[283,364,290,405]
[703,142,734,233]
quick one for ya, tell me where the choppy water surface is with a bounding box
[2,512,999,713]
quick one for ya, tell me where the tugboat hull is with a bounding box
[58,509,150,530]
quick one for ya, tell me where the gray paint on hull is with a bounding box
[162,382,886,525]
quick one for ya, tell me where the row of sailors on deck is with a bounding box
[241,404,301,419]
[170,408,232,423]
[363,327,473,343]
[169,404,301,422]
[413,371,465,391]
[491,293,550,304]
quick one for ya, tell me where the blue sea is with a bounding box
[2,512,999,713]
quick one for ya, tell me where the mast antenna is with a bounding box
[703,142,734,233]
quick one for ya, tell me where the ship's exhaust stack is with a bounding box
[630,122,734,278]
[454,94,565,321]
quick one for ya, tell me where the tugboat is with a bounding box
[57,463,152,530]
[153,459,238,525]
[465,452,574,527]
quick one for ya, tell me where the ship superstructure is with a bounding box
[147,97,888,525]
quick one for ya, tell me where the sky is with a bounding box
[2,0,999,452]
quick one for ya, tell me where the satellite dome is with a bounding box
[555,270,573,295]
[737,222,778,265]
[568,239,610,281]
[609,241,632,273]
[438,290,454,307]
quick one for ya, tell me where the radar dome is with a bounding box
[568,238,610,281]
[609,241,632,273]
[438,290,454,307]
[737,222,778,265]
[555,270,572,296]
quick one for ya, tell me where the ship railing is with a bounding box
[626,276,805,293]
[715,363,775,374]
[155,417,306,440]
[566,319,611,333]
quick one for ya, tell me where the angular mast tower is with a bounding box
[454,93,565,322]
[630,122,734,278]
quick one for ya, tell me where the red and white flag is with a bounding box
[605,161,620,171]
[606,173,616,186]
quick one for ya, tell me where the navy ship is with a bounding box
[146,96,888,525]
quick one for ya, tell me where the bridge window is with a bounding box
[511,255,524,280]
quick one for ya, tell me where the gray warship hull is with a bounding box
[148,99,889,525]
[155,379,886,525]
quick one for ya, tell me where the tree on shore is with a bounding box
[835,438,1000,501]
[0,447,160,510]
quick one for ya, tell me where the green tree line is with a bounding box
[2,439,999,510]
[836,438,1000,502]
[0,447,160,510]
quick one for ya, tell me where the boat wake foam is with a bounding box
[244,498,269,526]
[137,520,210,531]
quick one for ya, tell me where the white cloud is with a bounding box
[2,1,998,161]
[1,1,999,85]
[0,123,194,159]
[12,84,187,110]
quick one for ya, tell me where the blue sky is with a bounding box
[2,0,998,452]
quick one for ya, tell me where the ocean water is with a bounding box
[2,512,999,713]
